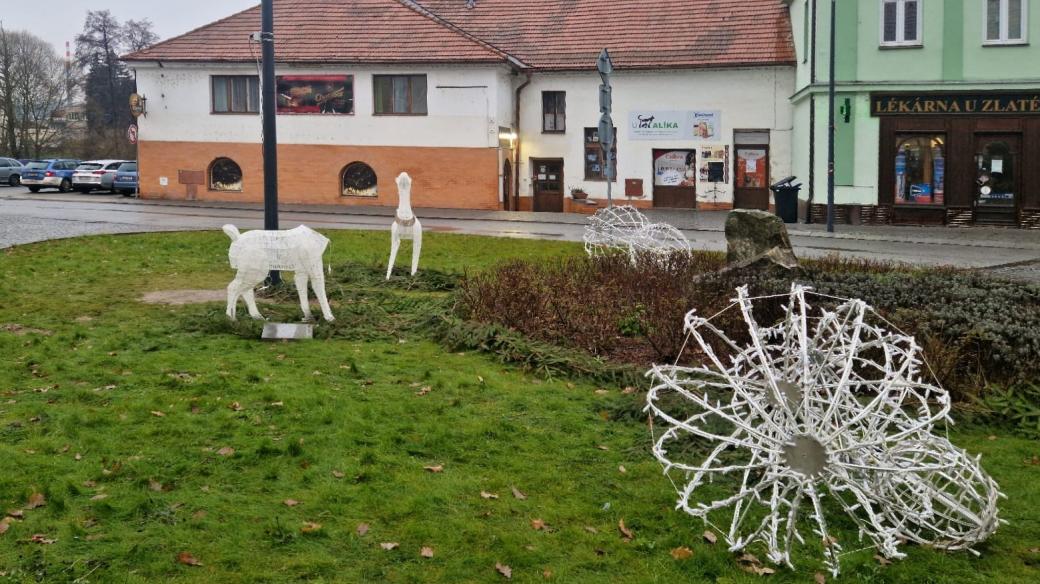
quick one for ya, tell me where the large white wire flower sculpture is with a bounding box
[645,285,1002,576]
[583,205,691,263]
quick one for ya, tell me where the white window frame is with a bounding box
[880,0,924,47]
[984,0,1029,45]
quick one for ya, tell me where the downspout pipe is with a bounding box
[513,72,532,212]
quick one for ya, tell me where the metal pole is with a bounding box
[826,0,837,233]
[261,0,281,284]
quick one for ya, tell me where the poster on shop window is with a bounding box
[654,151,697,187]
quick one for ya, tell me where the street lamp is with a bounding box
[826,0,837,233]
[261,0,281,284]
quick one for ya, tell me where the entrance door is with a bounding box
[734,146,770,209]
[502,159,512,210]
[652,149,697,208]
[974,134,1020,226]
[531,159,564,212]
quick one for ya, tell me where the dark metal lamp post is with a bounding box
[261,0,281,284]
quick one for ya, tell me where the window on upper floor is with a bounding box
[542,91,566,133]
[881,0,922,47]
[373,75,428,115]
[985,0,1028,44]
[212,76,260,114]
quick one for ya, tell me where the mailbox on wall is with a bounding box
[625,178,644,197]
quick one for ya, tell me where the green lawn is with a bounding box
[0,231,1037,583]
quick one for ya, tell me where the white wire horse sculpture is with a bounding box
[223,224,335,322]
[386,172,423,279]
[583,205,690,264]
[645,285,1002,576]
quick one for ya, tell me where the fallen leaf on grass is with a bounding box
[24,493,45,510]
[176,552,202,566]
[29,534,56,545]
[415,386,432,397]
[150,411,165,418]
[596,445,610,451]
[594,389,609,395]
[424,465,444,473]
[90,494,108,501]
[618,519,634,541]
[621,386,637,395]
[703,530,718,544]
[480,491,499,500]
[6,510,23,520]
[531,519,546,531]
[0,518,11,536]
[873,554,893,566]
[815,572,827,584]
[217,447,235,457]
[148,480,163,492]
[510,486,527,500]
[229,401,243,411]
[192,510,207,520]
[332,470,345,479]
[301,522,322,533]
[356,523,369,536]
[495,563,512,579]
[737,553,775,576]
[543,568,553,579]
[420,546,434,558]
[618,465,626,474]
[283,499,300,507]
[380,542,399,551]
[670,546,693,560]
[584,526,598,534]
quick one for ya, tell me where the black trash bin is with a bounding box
[770,176,801,224]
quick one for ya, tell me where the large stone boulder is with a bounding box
[724,210,799,269]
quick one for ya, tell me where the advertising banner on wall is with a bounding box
[628,110,722,141]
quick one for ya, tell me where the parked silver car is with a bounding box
[0,157,23,187]
[72,159,130,193]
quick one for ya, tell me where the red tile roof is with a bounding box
[411,0,796,70]
[123,0,510,64]
[125,0,795,70]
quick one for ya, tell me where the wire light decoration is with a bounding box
[583,205,691,263]
[645,285,1002,576]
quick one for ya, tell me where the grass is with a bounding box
[0,230,1038,583]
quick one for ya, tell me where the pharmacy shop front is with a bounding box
[872,91,1040,228]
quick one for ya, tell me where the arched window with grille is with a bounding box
[209,158,243,192]
[341,162,377,197]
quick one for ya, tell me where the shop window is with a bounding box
[276,75,353,114]
[212,76,260,114]
[374,75,427,115]
[986,0,1027,44]
[584,127,617,181]
[209,158,243,192]
[542,91,566,133]
[881,0,922,46]
[894,135,944,205]
[341,162,377,197]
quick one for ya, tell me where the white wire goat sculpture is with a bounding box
[583,205,690,263]
[386,172,423,280]
[645,285,1002,576]
[223,224,335,322]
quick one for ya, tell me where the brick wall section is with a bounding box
[138,141,501,210]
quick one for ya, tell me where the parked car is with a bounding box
[0,157,24,187]
[20,159,81,192]
[72,159,130,193]
[112,161,138,196]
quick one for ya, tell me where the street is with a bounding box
[2,185,1039,281]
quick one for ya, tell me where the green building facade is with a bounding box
[788,0,1040,227]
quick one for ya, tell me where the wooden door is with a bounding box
[652,149,697,208]
[531,158,564,212]
[734,146,770,210]
[502,159,512,210]
[974,134,1020,225]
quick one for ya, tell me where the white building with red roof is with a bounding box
[123,0,796,212]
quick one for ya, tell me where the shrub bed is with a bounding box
[457,251,1040,403]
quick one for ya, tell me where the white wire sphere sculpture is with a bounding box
[645,285,1002,575]
[583,205,691,262]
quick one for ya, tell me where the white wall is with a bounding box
[517,67,795,205]
[132,62,513,149]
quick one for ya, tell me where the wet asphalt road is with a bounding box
[1,187,1038,281]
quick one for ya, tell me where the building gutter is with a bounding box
[512,71,532,211]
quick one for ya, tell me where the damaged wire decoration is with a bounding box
[583,205,691,263]
[645,285,1002,576]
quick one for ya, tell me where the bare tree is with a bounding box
[124,19,159,53]
[0,25,19,156]
[10,32,71,157]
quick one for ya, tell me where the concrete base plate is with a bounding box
[262,323,314,340]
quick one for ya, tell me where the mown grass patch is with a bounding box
[0,231,1037,583]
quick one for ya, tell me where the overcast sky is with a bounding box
[1,1,258,56]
